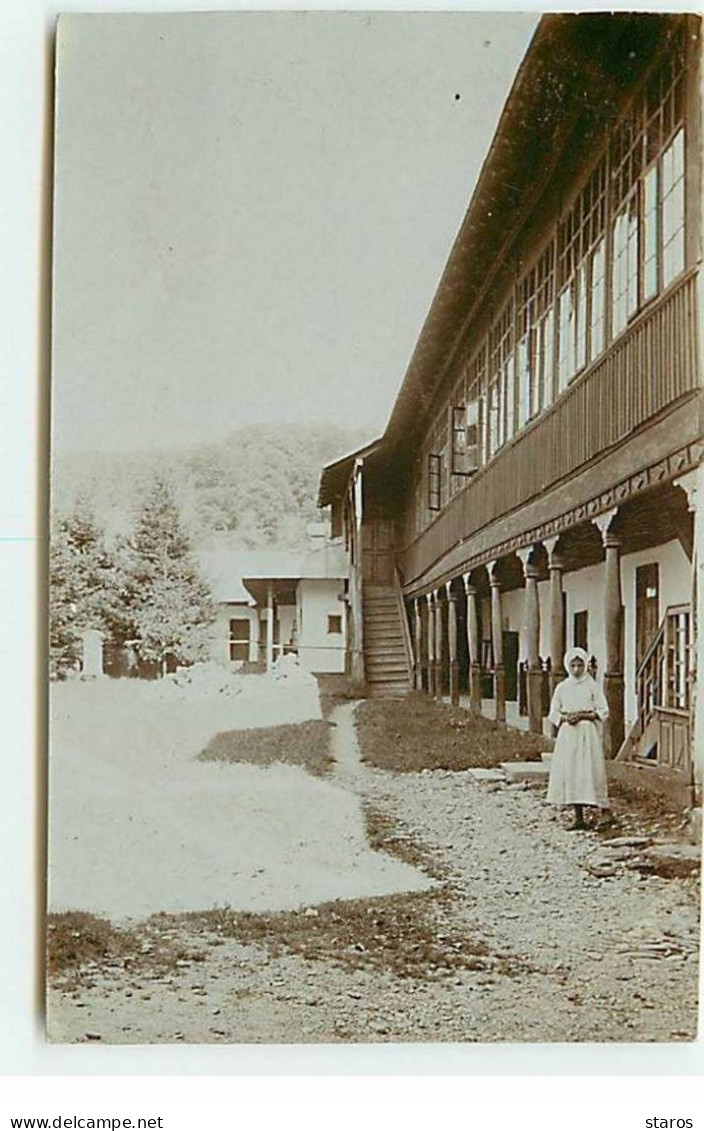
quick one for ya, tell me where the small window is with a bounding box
[450,405,480,476]
[327,615,342,635]
[428,453,441,511]
[229,617,250,662]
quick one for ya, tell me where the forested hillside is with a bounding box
[52,423,371,548]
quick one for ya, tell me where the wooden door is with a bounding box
[361,519,395,584]
[636,563,660,668]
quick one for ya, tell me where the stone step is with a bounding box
[541,751,553,764]
[465,768,506,783]
[500,760,551,782]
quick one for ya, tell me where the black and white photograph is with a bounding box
[46,9,702,1046]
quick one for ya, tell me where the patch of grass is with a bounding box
[199,719,334,778]
[364,804,445,879]
[315,673,365,719]
[47,911,205,986]
[629,856,701,880]
[602,779,689,842]
[355,693,549,773]
[178,890,508,982]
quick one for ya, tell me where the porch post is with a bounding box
[426,593,436,697]
[434,588,445,698]
[545,541,565,699]
[463,573,482,713]
[265,580,275,671]
[489,561,506,723]
[413,598,423,691]
[518,549,543,734]
[446,581,459,706]
[600,524,625,758]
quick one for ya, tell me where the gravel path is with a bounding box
[48,701,700,1044]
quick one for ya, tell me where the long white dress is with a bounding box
[546,676,610,808]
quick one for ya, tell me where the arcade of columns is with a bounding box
[409,510,626,758]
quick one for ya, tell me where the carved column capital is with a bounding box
[592,507,620,544]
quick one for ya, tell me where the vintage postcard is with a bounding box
[48,11,702,1043]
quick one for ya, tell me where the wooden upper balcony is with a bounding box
[398,269,700,587]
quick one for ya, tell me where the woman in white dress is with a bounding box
[547,646,610,830]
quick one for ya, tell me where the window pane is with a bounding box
[504,355,515,441]
[541,308,554,408]
[518,335,531,428]
[643,164,659,301]
[626,196,639,319]
[575,261,587,372]
[612,198,638,335]
[589,239,605,359]
[662,130,685,287]
[558,284,575,390]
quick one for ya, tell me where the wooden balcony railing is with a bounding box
[399,269,699,585]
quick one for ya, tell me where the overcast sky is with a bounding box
[51,11,537,454]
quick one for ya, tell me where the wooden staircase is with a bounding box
[617,603,692,773]
[363,584,411,698]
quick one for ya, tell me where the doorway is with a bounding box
[635,563,660,667]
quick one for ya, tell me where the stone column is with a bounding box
[518,550,543,734]
[463,573,482,713]
[413,598,423,691]
[601,526,625,758]
[426,593,436,697]
[489,562,506,723]
[434,588,445,698]
[447,581,460,706]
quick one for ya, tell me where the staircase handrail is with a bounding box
[635,619,665,684]
[393,565,415,683]
[635,602,691,683]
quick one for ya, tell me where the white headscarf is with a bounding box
[564,646,590,684]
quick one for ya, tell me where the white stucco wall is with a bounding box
[563,562,607,671]
[277,606,296,652]
[297,578,346,673]
[500,588,524,652]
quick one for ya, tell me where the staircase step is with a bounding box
[366,660,409,673]
[367,685,410,698]
[367,675,409,683]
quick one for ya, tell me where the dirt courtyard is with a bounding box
[47,678,701,1044]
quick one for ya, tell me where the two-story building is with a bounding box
[319,13,702,799]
